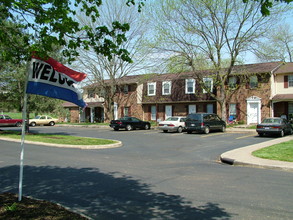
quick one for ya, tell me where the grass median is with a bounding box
[252,140,293,162]
[0,130,117,145]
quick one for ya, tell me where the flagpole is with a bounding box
[18,61,30,202]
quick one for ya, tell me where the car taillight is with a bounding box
[201,122,204,127]
[117,122,122,125]
[168,124,175,127]
[159,124,163,126]
[257,125,262,128]
[272,126,280,129]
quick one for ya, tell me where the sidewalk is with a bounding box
[220,134,293,172]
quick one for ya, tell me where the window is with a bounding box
[228,76,237,89]
[249,75,258,89]
[162,81,171,95]
[123,85,129,94]
[148,82,156,96]
[229,103,237,122]
[289,75,293,87]
[185,79,195,94]
[124,107,129,116]
[87,89,95,98]
[151,105,156,120]
[203,78,213,93]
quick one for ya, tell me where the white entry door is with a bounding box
[188,105,196,114]
[165,105,172,119]
[114,102,118,120]
[247,103,258,124]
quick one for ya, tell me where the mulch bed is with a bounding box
[0,193,88,220]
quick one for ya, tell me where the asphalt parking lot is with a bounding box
[1,126,292,219]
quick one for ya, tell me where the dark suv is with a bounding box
[185,113,226,134]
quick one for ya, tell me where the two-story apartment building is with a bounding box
[65,62,293,124]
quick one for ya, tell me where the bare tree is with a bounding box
[74,0,153,121]
[149,0,289,121]
[254,24,293,62]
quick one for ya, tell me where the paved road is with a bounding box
[1,126,292,219]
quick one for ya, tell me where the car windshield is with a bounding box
[119,117,131,121]
[165,117,179,121]
[262,118,281,124]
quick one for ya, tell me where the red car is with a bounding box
[0,115,23,127]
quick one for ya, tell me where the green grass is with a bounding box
[1,112,35,119]
[0,131,117,145]
[252,140,293,162]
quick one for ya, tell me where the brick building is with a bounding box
[64,62,293,124]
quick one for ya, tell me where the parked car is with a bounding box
[110,117,151,131]
[29,115,58,126]
[0,115,22,127]
[185,113,226,134]
[158,116,186,133]
[256,117,293,137]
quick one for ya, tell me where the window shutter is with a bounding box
[284,75,288,88]
[236,103,240,121]
[121,107,124,117]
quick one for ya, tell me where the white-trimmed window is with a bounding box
[289,75,293,87]
[147,82,156,96]
[228,76,237,89]
[203,77,213,93]
[162,81,171,95]
[185,79,195,94]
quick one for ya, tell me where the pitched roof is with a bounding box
[85,62,290,88]
[274,62,293,74]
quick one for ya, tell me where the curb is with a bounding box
[0,137,122,150]
[220,135,293,172]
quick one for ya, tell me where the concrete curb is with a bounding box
[0,137,122,150]
[220,135,293,171]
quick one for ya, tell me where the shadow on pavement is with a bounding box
[0,165,234,219]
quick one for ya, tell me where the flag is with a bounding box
[26,56,87,108]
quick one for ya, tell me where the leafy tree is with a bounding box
[243,0,293,15]
[254,24,293,62]
[150,0,289,121]
[0,0,145,63]
[75,0,152,121]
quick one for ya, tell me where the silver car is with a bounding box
[158,116,186,133]
[256,117,293,137]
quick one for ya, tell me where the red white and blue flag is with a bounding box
[26,56,87,108]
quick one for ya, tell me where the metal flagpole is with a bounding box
[18,60,30,202]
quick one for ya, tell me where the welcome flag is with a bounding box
[26,56,87,108]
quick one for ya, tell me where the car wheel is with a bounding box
[203,126,210,134]
[30,122,36,127]
[163,130,168,133]
[49,121,55,126]
[220,125,226,132]
[280,130,284,137]
[144,124,150,130]
[15,122,21,127]
[125,124,133,131]
[177,126,183,133]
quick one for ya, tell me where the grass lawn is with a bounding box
[0,130,117,145]
[252,140,293,162]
